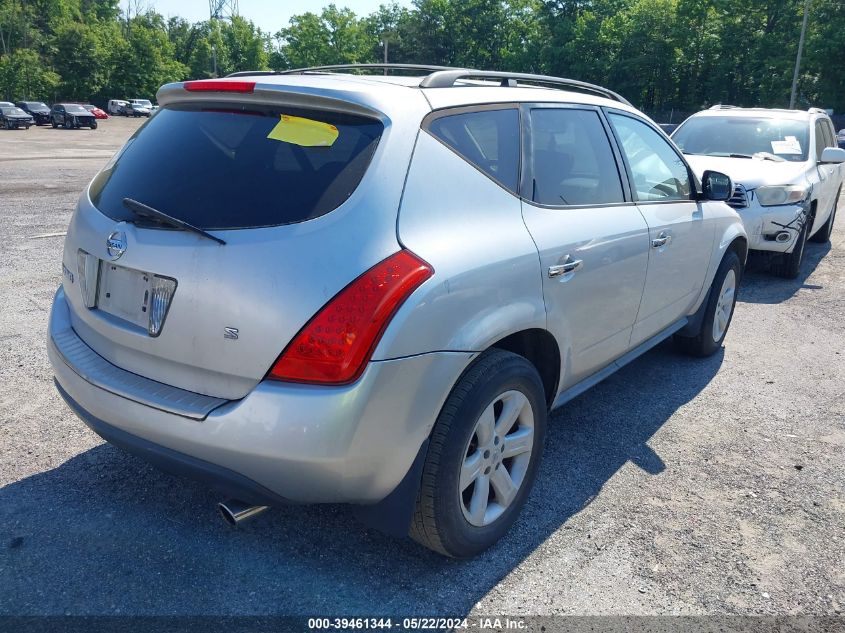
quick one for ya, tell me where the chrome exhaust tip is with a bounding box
[775,231,791,243]
[218,499,269,526]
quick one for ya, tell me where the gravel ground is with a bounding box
[0,117,843,618]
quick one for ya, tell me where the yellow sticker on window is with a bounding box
[267,115,339,147]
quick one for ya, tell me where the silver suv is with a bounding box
[48,65,747,557]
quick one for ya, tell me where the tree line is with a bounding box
[1,0,843,114]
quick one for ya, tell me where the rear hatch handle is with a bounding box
[122,198,226,245]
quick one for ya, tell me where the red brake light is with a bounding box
[183,80,255,93]
[268,250,434,385]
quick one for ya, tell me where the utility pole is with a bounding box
[381,36,389,75]
[789,0,810,109]
[209,0,238,77]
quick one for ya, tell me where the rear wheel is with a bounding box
[410,349,547,558]
[771,217,809,279]
[675,250,741,357]
[810,188,840,243]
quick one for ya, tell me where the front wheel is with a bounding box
[771,217,809,279]
[51,120,58,129]
[90,121,97,129]
[410,349,547,558]
[810,188,839,244]
[675,249,742,357]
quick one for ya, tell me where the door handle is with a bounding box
[652,231,672,248]
[548,258,583,278]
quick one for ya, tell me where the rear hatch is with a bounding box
[61,79,427,399]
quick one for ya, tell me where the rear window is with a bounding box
[89,104,383,230]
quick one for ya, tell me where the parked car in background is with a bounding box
[0,101,13,108]
[51,103,98,129]
[125,98,152,117]
[658,123,679,135]
[108,99,128,115]
[0,106,34,129]
[16,101,51,125]
[672,106,845,278]
[48,67,746,558]
[82,104,109,119]
[838,128,845,149]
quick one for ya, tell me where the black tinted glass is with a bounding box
[529,108,624,206]
[89,104,383,230]
[427,108,519,192]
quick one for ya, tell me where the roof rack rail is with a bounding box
[226,64,632,106]
[277,63,457,76]
[226,70,286,78]
[709,104,739,110]
[807,107,827,114]
[419,69,631,105]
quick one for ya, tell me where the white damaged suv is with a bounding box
[672,106,845,278]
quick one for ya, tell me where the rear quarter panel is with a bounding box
[374,129,545,360]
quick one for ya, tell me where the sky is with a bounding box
[147,0,412,34]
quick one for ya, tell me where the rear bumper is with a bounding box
[49,287,472,504]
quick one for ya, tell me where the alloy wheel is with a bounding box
[459,389,535,527]
[712,268,736,342]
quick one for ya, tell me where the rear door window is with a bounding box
[425,107,519,193]
[528,108,625,206]
[89,104,383,230]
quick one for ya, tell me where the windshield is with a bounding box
[65,105,88,114]
[134,100,152,107]
[672,116,810,162]
[3,107,26,115]
[23,102,48,109]
[89,103,383,230]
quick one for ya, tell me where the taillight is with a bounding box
[268,250,434,385]
[183,80,255,93]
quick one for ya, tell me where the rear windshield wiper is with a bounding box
[122,198,226,245]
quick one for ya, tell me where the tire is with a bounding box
[410,349,547,558]
[771,215,809,279]
[90,121,97,129]
[64,119,72,129]
[51,120,57,129]
[674,249,742,357]
[810,187,840,243]
[4,121,10,130]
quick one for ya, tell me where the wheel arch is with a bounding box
[489,328,561,409]
[727,235,748,267]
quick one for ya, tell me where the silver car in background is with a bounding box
[48,65,747,557]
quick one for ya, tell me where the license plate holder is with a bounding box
[96,262,152,330]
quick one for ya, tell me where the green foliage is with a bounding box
[0,0,843,112]
[0,47,59,100]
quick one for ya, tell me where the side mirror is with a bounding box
[820,147,845,164]
[702,170,733,201]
